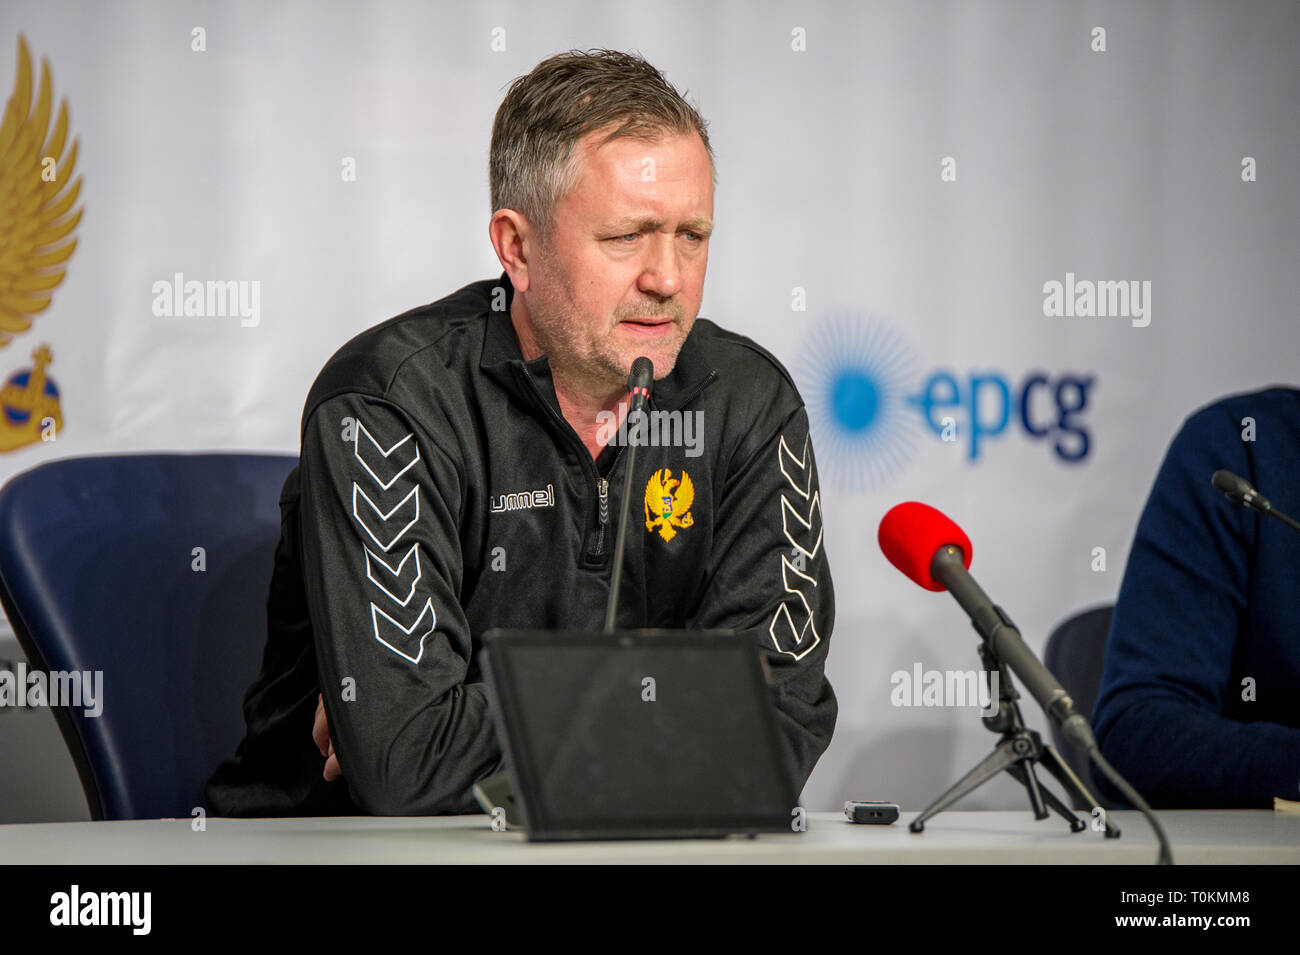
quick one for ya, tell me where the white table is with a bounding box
[0,810,1296,864]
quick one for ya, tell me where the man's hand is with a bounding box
[314,693,342,781]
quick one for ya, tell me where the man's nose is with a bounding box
[637,233,683,299]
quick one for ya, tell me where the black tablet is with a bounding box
[481,629,798,842]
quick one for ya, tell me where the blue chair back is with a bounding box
[0,453,297,820]
[1043,603,1115,810]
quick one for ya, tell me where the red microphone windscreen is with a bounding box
[878,501,973,592]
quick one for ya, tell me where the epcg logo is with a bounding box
[797,314,1094,491]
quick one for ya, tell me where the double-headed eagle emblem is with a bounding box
[0,35,82,350]
[644,468,694,542]
[0,35,81,451]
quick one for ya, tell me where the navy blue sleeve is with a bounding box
[1091,400,1300,807]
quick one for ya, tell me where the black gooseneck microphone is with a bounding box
[603,356,653,633]
[475,358,654,820]
[1212,469,1300,534]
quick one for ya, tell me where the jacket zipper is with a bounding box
[593,444,627,555]
[596,476,610,553]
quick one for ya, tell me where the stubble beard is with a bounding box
[529,257,686,396]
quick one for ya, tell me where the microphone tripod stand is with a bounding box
[909,642,1121,838]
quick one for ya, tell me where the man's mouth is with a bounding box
[619,317,674,336]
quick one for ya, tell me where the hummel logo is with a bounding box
[490,483,555,513]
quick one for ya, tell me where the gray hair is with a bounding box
[490,49,716,244]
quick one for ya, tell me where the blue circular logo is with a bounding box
[796,314,922,491]
[832,372,880,432]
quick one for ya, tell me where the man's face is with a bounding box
[523,127,713,390]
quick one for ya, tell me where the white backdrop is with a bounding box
[0,0,1296,817]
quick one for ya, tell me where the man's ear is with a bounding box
[489,209,534,293]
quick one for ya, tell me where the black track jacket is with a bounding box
[206,272,837,816]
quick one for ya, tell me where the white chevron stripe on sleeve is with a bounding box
[370,597,437,664]
[364,543,422,606]
[354,421,421,490]
[769,429,823,659]
[768,554,822,660]
[777,433,812,500]
[780,490,823,560]
[352,483,420,552]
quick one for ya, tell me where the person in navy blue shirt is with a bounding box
[1092,386,1300,808]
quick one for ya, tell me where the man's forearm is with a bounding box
[1097,696,1300,808]
[330,681,504,815]
[761,647,838,796]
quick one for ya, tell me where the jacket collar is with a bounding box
[479,271,716,413]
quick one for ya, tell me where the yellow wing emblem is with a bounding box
[644,468,695,542]
[0,35,83,349]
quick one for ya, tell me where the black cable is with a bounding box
[1088,746,1174,865]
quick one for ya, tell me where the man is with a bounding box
[205,49,838,816]
[1091,386,1300,808]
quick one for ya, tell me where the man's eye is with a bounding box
[609,232,706,243]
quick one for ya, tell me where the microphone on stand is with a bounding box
[604,357,653,633]
[878,502,1095,752]
[877,501,1173,864]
